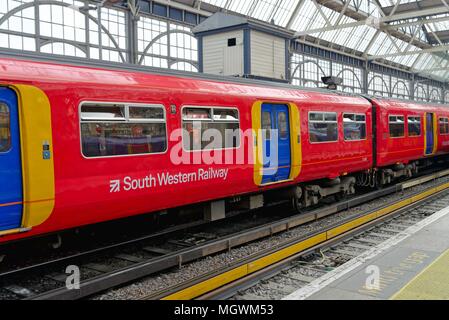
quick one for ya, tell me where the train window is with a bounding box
[408,116,421,137]
[439,117,449,135]
[80,103,167,158]
[81,105,125,121]
[308,112,338,143]
[213,109,239,122]
[0,103,11,152]
[389,115,405,138]
[262,111,272,140]
[183,108,212,120]
[182,107,240,150]
[278,112,288,139]
[129,106,165,120]
[343,113,366,141]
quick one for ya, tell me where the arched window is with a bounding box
[368,73,390,97]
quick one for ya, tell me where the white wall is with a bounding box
[203,30,244,76]
[250,30,286,80]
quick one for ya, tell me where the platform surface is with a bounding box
[283,202,449,300]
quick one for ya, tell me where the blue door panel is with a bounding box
[0,204,23,231]
[0,87,23,231]
[276,107,291,181]
[425,113,434,155]
[261,104,291,184]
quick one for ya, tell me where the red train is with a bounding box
[0,57,449,245]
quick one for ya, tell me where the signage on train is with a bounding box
[110,167,229,193]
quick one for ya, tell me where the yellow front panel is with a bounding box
[10,84,55,228]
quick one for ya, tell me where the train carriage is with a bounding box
[369,98,449,185]
[0,57,448,246]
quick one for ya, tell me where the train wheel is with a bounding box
[50,234,62,250]
[334,192,347,202]
[292,197,302,212]
[291,186,303,213]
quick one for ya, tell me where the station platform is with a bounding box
[284,202,449,300]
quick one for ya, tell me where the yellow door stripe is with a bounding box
[252,101,301,186]
[8,84,55,230]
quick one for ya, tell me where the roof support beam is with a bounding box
[312,0,332,27]
[286,0,306,29]
[368,44,449,59]
[153,0,212,16]
[334,0,351,26]
[384,14,449,30]
[293,5,449,37]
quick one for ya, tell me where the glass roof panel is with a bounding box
[367,32,396,56]
[428,14,449,31]
[432,70,449,78]
[319,24,378,52]
[413,53,432,70]
[289,0,326,32]
[270,0,299,27]
[227,0,256,16]
[377,0,418,6]
[251,0,279,22]
[201,0,229,7]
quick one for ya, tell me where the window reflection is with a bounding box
[80,104,167,157]
[0,103,10,152]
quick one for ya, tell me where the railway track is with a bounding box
[1,168,449,300]
[198,195,449,300]
[143,171,449,300]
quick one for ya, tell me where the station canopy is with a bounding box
[184,0,449,81]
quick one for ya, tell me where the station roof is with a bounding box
[173,0,449,82]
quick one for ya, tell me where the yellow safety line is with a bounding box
[391,249,449,300]
[161,181,449,300]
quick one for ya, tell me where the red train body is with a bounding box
[0,58,448,245]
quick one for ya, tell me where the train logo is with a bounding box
[110,180,121,193]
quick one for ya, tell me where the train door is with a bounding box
[0,87,23,231]
[425,113,435,156]
[261,103,291,184]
